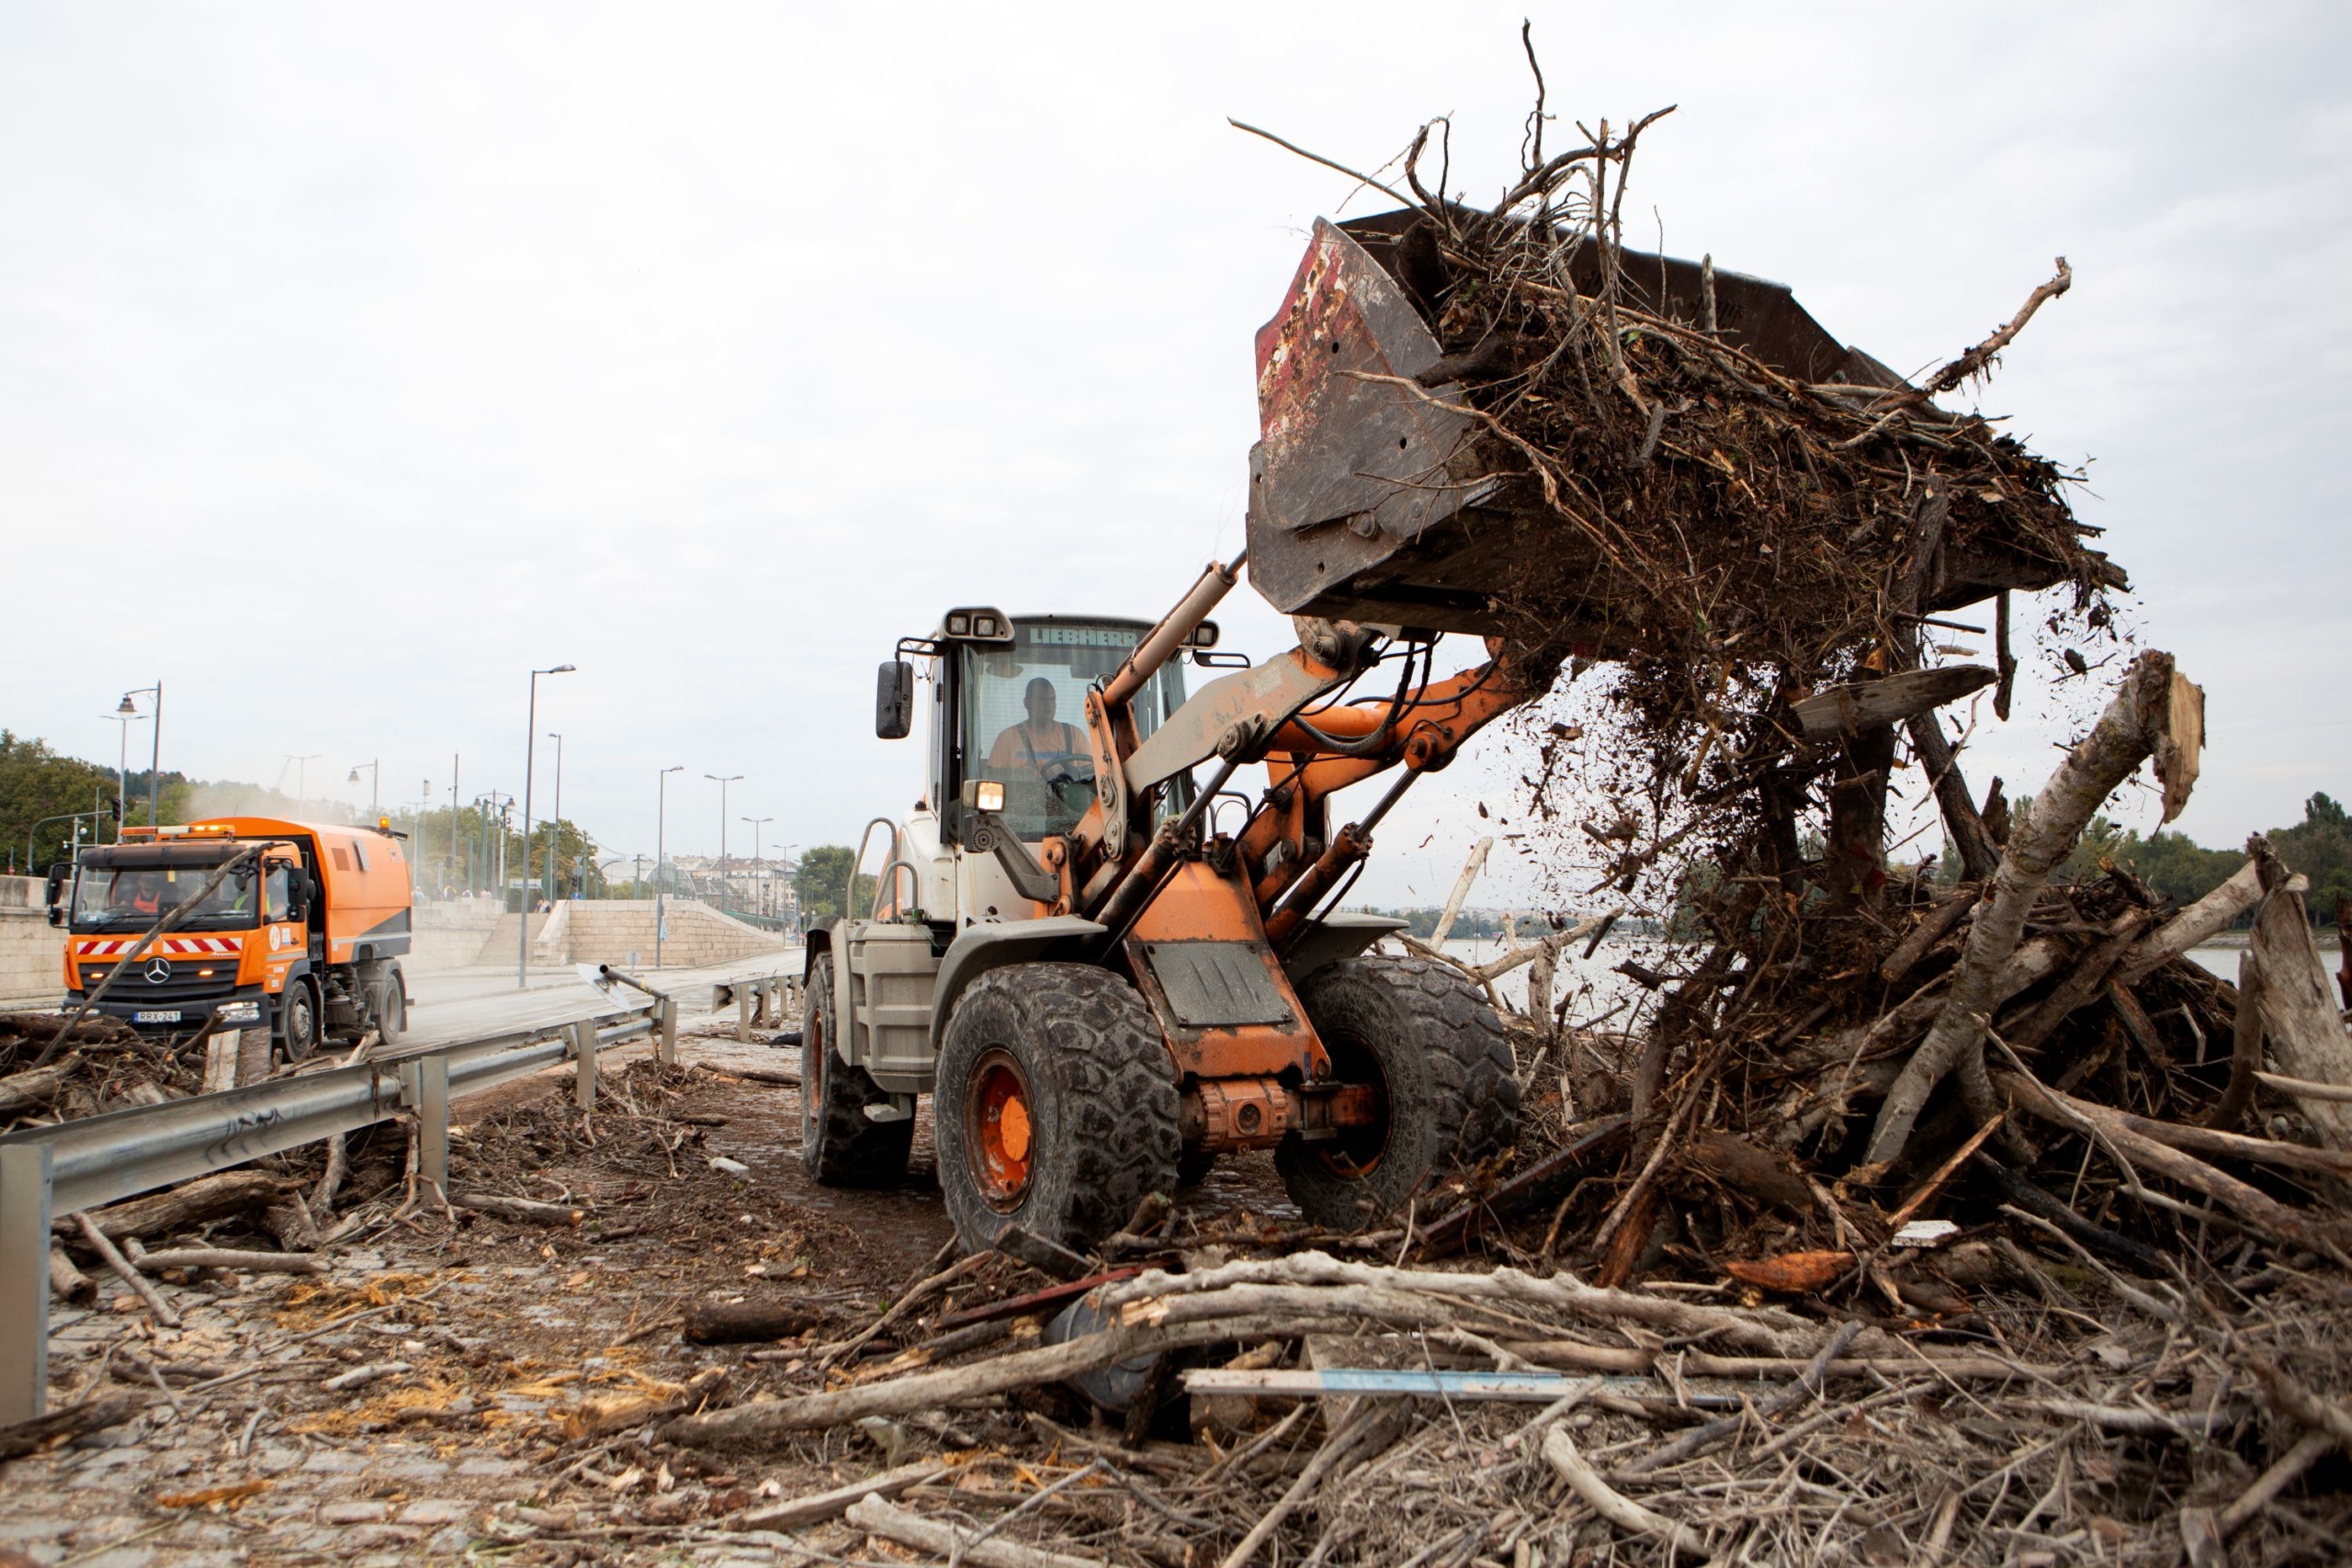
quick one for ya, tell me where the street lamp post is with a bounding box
[705,774,742,911]
[656,766,684,967]
[120,684,162,827]
[519,664,576,987]
[103,703,149,843]
[284,755,320,810]
[347,760,379,819]
[741,816,773,917]
[546,732,563,904]
[449,756,460,897]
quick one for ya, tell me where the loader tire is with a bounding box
[799,953,912,1186]
[935,964,1181,1256]
[1276,953,1520,1228]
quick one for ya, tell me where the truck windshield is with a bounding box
[963,621,1189,840]
[72,860,262,932]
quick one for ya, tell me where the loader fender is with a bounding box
[928,918,1109,1050]
[1281,912,1409,983]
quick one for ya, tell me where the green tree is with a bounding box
[0,732,125,874]
[795,845,875,926]
[2274,792,2352,923]
[2108,828,2242,907]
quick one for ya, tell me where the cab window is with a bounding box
[266,865,293,920]
[959,621,1189,840]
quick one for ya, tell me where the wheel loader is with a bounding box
[806,212,2075,1255]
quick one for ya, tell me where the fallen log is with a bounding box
[845,1495,1108,1568]
[2116,860,2261,987]
[0,1394,147,1463]
[1878,886,1981,985]
[663,1312,1366,1444]
[683,1300,827,1345]
[1501,1339,2044,1381]
[2246,836,2352,1147]
[453,1191,584,1226]
[2001,910,2156,1051]
[131,1248,327,1276]
[58,1169,289,1242]
[0,1055,80,1115]
[1097,1252,1812,1358]
[1868,651,2194,1164]
[1996,1071,2349,1258]
[732,1458,953,1531]
[1792,665,1996,742]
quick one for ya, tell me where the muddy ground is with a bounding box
[2,1013,1301,1567]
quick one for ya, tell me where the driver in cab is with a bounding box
[988,678,1088,786]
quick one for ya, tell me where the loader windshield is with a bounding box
[964,620,1188,839]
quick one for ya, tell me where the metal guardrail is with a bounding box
[0,966,797,1424]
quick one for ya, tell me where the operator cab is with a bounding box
[881,607,1220,852]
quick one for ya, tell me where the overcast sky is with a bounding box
[5,3,2345,907]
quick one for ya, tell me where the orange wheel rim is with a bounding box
[967,1048,1035,1211]
[1316,1034,1391,1179]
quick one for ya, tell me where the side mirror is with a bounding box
[875,660,914,739]
[43,864,69,909]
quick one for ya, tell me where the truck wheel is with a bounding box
[371,976,406,1046]
[279,978,321,1064]
[1275,954,1520,1228]
[799,953,912,1186]
[935,964,1181,1256]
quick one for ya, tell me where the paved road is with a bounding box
[395,950,804,1052]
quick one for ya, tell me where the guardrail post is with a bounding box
[573,1021,597,1111]
[1,1143,55,1423]
[737,984,752,1043]
[417,1056,449,1200]
[657,997,678,1067]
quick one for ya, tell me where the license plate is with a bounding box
[133,1010,182,1024]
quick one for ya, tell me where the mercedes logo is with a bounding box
[144,957,173,984]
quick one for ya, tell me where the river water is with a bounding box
[1427,933,2328,1027]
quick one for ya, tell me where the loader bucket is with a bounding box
[1244,213,1906,639]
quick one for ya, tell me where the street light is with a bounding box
[282,754,320,809]
[545,732,563,904]
[347,759,379,818]
[705,775,743,913]
[121,683,161,828]
[101,705,149,843]
[741,816,773,916]
[520,664,576,987]
[656,765,684,968]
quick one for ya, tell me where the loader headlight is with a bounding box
[963,780,1006,813]
[215,999,261,1024]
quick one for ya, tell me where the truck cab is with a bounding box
[53,816,413,1064]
